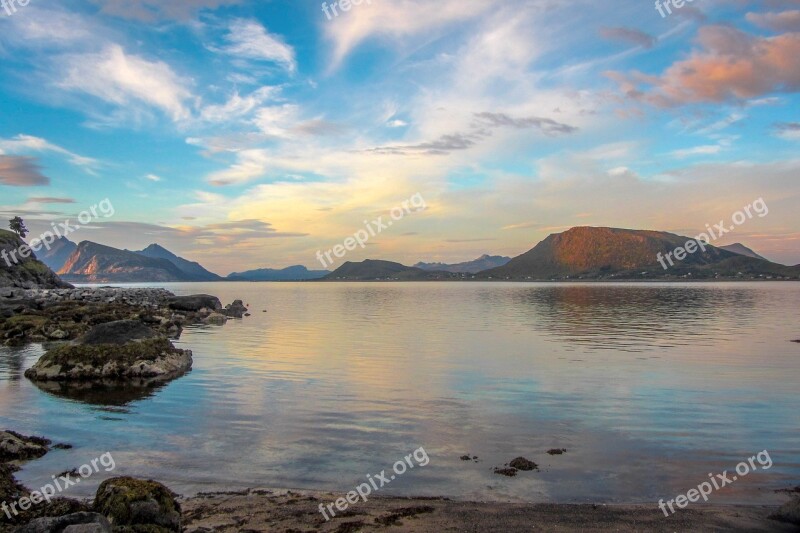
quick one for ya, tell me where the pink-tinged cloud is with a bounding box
[608,26,800,106]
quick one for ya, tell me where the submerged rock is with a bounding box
[509,457,538,471]
[94,477,181,532]
[14,512,111,533]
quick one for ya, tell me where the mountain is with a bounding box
[480,227,800,280]
[323,260,459,281]
[227,265,329,281]
[135,244,221,281]
[0,229,71,288]
[718,243,766,261]
[59,241,196,283]
[415,254,511,274]
[37,236,78,272]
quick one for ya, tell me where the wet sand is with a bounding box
[181,488,796,532]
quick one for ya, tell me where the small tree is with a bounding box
[9,217,28,239]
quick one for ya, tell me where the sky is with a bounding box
[0,0,798,275]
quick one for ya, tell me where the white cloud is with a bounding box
[0,134,99,171]
[57,44,195,123]
[220,19,297,73]
[145,174,163,182]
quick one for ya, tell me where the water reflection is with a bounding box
[30,377,171,408]
[510,285,760,351]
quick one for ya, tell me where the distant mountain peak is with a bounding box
[415,254,511,274]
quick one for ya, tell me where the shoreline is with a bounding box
[180,488,797,532]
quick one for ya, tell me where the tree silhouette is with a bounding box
[9,217,28,239]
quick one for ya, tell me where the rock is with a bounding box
[94,477,181,532]
[0,431,50,462]
[493,467,517,477]
[14,512,111,533]
[203,313,227,326]
[509,457,538,471]
[168,295,222,312]
[24,338,192,382]
[224,300,248,319]
[47,329,69,340]
[78,320,157,346]
[546,448,567,455]
[772,497,800,525]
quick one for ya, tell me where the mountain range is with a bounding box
[7,227,797,286]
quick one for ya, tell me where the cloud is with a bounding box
[145,174,162,182]
[27,197,76,204]
[91,0,242,22]
[474,112,579,135]
[0,156,50,187]
[0,134,98,171]
[323,0,494,69]
[608,26,800,106]
[670,145,724,158]
[57,45,194,123]
[366,112,577,156]
[200,86,279,123]
[746,10,800,32]
[774,121,800,140]
[219,19,297,73]
[600,27,657,49]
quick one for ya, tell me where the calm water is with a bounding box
[1,282,799,504]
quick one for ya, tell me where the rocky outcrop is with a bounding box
[0,431,50,462]
[24,321,192,382]
[772,497,800,525]
[223,300,248,318]
[94,477,181,532]
[0,230,72,290]
[0,288,232,346]
[14,512,111,533]
[167,295,221,312]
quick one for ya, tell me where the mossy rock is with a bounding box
[24,337,192,381]
[94,477,181,532]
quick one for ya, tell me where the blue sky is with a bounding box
[0,0,798,274]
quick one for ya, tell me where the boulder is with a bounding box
[78,320,157,346]
[203,313,227,326]
[772,497,800,525]
[0,431,50,462]
[224,300,248,319]
[94,477,181,532]
[167,295,221,312]
[14,512,111,533]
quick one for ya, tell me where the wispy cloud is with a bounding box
[218,19,297,73]
[57,45,195,123]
